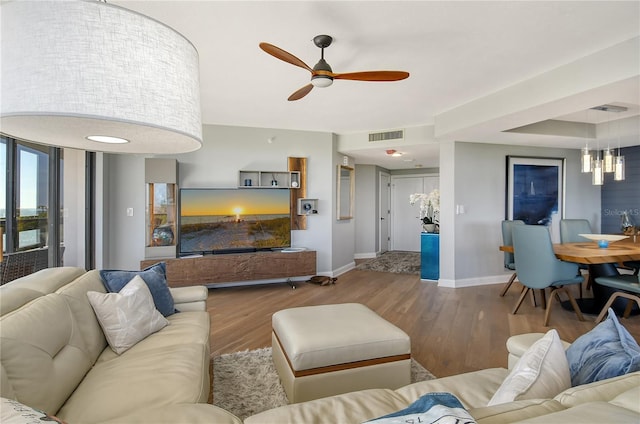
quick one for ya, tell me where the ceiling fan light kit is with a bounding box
[260,34,409,101]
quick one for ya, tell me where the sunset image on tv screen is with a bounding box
[179,188,291,254]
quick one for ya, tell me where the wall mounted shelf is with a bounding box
[297,198,318,215]
[238,170,300,188]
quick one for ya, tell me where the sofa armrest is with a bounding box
[170,286,208,311]
[506,333,571,369]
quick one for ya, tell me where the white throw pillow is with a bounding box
[488,329,570,406]
[87,275,169,354]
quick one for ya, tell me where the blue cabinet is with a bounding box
[421,233,439,280]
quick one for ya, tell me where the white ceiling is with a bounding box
[113,1,640,169]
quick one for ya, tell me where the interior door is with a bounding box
[391,175,439,252]
[379,172,391,253]
[391,177,425,251]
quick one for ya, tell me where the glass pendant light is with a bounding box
[592,154,604,185]
[581,146,592,173]
[614,121,625,181]
[614,154,625,181]
[603,147,614,173]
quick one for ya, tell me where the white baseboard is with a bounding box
[332,261,356,277]
[354,252,377,260]
[437,274,510,288]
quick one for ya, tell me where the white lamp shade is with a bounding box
[1,1,202,154]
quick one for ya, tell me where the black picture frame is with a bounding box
[506,156,565,241]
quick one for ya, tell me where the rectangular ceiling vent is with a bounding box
[368,129,404,142]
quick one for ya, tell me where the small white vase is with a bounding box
[423,223,436,233]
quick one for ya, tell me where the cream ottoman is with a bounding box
[271,303,411,403]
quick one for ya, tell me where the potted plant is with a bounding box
[409,189,440,233]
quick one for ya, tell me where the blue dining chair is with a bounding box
[512,224,585,326]
[499,220,525,297]
[559,219,592,243]
[593,274,640,323]
[622,260,640,276]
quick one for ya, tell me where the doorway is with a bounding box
[391,175,439,251]
[379,172,391,253]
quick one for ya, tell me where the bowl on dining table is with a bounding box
[578,233,629,248]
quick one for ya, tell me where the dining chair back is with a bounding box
[511,224,585,326]
[559,219,592,295]
[593,275,640,323]
[499,220,524,297]
[559,219,592,243]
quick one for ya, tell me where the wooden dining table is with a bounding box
[500,236,640,314]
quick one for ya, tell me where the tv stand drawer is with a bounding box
[140,250,316,288]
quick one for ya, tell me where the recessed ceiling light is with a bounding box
[87,135,129,144]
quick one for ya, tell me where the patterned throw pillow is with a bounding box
[1,397,67,424]
[364,392,476,424]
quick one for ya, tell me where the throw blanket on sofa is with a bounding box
[364,392,476,424]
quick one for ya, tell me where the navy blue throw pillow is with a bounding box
[99,262,175,317]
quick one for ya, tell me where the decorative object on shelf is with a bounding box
[244,179,252,186]
[621,210,635,234]
[297,198,318,216]
[1,1,201,154]
[410,189,440,232]
[152,225,175,246]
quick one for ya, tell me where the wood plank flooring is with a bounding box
[207,269,640,378]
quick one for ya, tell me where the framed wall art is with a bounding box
[506,156,565,241]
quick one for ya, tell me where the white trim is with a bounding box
[354,252,377,260]
[438,274,510,288]
[333,261,356,277]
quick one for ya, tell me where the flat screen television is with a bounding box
[179,188,291,255]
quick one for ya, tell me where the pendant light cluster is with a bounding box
[580,105,626,185]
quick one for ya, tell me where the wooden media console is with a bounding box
[140,250,316,288]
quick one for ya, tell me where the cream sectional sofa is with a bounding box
[245,331,640,424]
[0,267,241,424]
[2,267,639,424]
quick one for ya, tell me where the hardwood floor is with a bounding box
[207,269,640,378]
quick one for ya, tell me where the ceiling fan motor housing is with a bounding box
[312,58,333,87]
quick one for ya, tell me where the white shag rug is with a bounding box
[212,347,435,421]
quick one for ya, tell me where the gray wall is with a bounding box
[100,124,342,275]
[439,141,601,287]
[601,145,640,233]
[354,164,378,257]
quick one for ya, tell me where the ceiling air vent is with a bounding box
[368,130,404,142]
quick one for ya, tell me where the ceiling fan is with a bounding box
[259,35,410,101]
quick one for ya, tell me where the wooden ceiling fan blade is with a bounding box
[288,84,313,101]
[259,42,312,72]
[333,70,410,81]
